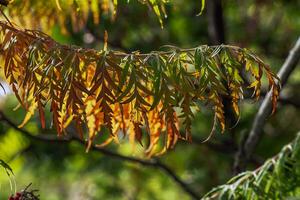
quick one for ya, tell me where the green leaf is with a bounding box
[197,0,206,16]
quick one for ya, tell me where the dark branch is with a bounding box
[234,37,300,173]
[193,137,237,154]
[279,95,300,108]
[0,111,201,200]
[207,0,225,45]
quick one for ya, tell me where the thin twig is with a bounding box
[234,37,300,173]
[0,7,14,27]
[0,20,247,59]
[0,111,201,200]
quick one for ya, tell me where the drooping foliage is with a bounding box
[203,132,300,200]
[1,0,205,30]
[0,21,280,156]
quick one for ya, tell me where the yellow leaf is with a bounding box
[18,101,37,128]
[55,0,62,11]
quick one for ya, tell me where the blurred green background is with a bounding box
[0,0,300,199]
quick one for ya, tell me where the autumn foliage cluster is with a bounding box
[0,19,280,156]
[0,0,282,157]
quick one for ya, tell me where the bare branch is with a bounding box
[234,37,300,173]
[0,111,201,200]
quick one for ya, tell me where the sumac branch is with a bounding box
[0,21,279,156]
